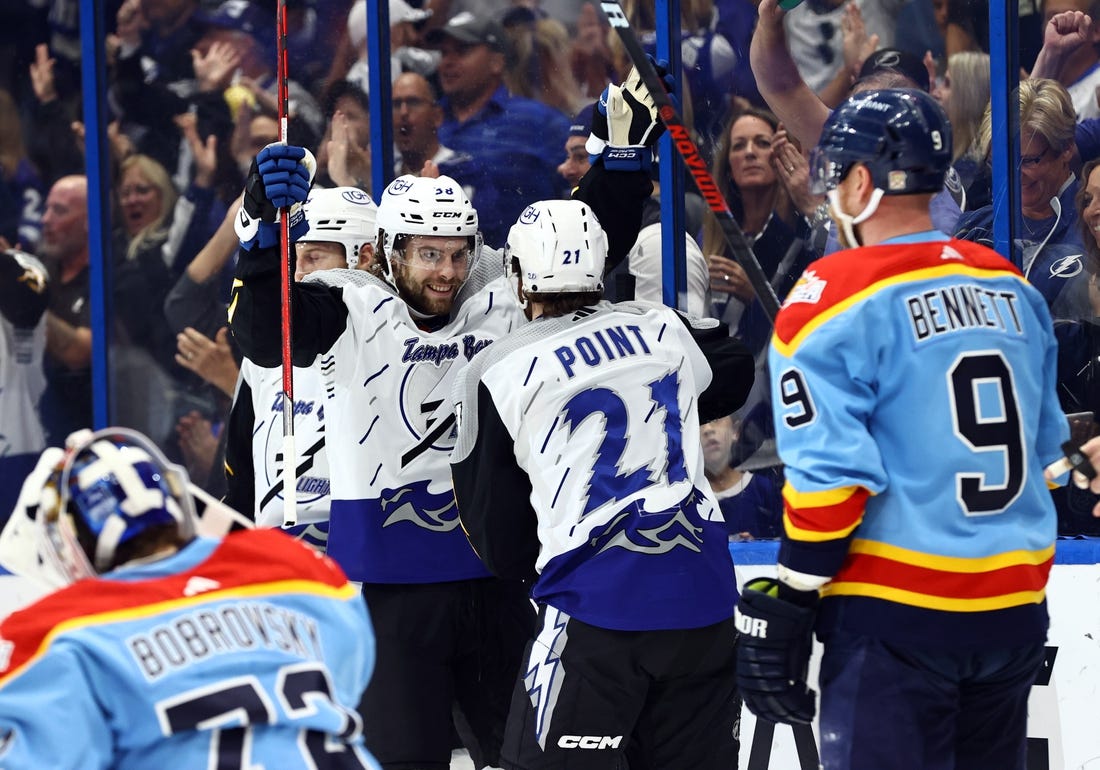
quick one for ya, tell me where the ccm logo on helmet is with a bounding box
[557,735,623,749]
[433,211,461,218]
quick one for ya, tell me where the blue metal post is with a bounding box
[368,0,395,195]
[655,0,688,310]
[80,0,113,429]
[988,2,1020,263]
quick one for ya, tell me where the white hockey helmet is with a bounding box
[505,199,607,295]
[299,187,378,268]
[375,174,481,282]
[36,428,198,583]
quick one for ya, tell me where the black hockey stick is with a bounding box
[598,1,782,321]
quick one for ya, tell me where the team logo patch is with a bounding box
[785,270,827,305]
[387,177,414,195]
[1049,254,1083,278]
[519,205,541,224]
[888,170,907,191]
[340,188,373,205]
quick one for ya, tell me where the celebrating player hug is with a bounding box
[9,0,1100,765]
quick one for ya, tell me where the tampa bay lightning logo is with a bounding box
[519,204,541,224]
[341,188,373,205]
[387,177,415,195]
[379,479,459,530]
[1049,254,1083,278]
[397,359,459,462]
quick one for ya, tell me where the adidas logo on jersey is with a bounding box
[183,576,221,596]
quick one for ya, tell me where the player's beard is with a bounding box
[393,261,463,317]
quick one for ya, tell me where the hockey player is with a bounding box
[449,199,755,768]
[227,73,660,768]
[0,248,49,524]
[734,89,1072,770]
[0,427,380,769]
[224,186,377,548]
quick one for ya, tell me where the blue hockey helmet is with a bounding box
[39,428,197,582]
[810,88,952,197]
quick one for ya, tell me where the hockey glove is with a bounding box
[586,56,676,172]
[734,577,818,725]
[236,143,317,251]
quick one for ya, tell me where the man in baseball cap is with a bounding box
[855,47,931,93]
[425,12,508,55]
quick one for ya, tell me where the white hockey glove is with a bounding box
[235,143,317,251]
[586,57,674,172]
[0,447,69,588]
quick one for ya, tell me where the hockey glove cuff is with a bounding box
[734,577,818,725]
[236,143,316,251]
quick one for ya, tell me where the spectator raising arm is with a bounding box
[749,0,832,149]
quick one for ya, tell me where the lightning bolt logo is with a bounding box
[524,607,570,749]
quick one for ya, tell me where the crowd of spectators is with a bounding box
[1,0,1098,538]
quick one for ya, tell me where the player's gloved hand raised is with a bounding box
[586,56,676,172]
[734,577,818,725]
[236,143,317,251]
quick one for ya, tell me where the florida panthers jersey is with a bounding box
[226,358,335,539]
[0,529,379,769]
[769,234,1069,647]
[451,301,755,630]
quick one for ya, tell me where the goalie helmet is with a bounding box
[375,174,481,284]
[299,187,378,268]
[505,199,607,295]
[38,428,197,583]
[810,89,952,197]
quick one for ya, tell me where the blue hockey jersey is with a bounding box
[0,529,379,769]
[769,235,1069,648]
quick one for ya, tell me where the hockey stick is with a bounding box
[598,1,782,321]
[276,0,297,526]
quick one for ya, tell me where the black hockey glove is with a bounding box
[587,56,676,172]
[236,143,316,251]
[735,577,818,725]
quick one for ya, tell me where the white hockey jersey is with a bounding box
[0,251,48,519]
[232,358,334,533]
[451,301,754,630]
[276,261,527,582]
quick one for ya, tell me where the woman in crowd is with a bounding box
[702,107,817,455]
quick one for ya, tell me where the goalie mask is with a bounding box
[505,199,607,301]
[375,174,481,288]
[37,428,197,583]
[299,187,378,268]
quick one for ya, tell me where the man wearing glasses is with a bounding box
[955,77,1091,322]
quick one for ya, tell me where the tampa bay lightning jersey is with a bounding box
[232,358,335,533]
[0,530,378,769]
[0,252,47,467]
[452,301,749,631]
[313,258,526,583]
[769,234,1069,647]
